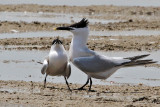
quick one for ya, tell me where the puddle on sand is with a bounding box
[0,102,32,107]
[0,12,121,24]
[0,49,160,86]
[0,31,71,39]
[91,30,160,36]
[0,88,30,94]
[1,30,160,39]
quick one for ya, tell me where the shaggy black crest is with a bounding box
[69,18,89,28]
[52,38,63,45]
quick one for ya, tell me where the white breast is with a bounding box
[47,49,68,76]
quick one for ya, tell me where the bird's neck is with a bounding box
[70,27,89,49]
[72,35,88,48]
[69,33,90,61]
[50,45,64,53]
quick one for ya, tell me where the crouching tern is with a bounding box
[54,18,156,91]
[41,38,71,91]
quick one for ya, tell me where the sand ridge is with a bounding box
[0,4,160,107]
[0,36,160,51]
[1,5,160,33]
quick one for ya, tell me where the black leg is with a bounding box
[44,74,47,88]
[78,77,89,90]
[89,78,92,91]
[64,76,72,92]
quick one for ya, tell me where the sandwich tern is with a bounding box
[54,18,156,91]
[41,38,71,91]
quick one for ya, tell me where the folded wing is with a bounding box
[73,54,129,73]
[41,59,49,75]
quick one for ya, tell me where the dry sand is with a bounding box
[1,20,160,33]
[0,4,160,51]
[0,4,160,107]
[0,80,160,107]
[1,5,160,33]
[0,36,160,51]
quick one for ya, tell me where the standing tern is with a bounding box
[54,18,156,91]
[41,38,71,91]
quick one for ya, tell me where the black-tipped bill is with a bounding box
[54,27,74,31]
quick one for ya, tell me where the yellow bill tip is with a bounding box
[53,28,57,30]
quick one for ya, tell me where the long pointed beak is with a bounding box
[53,27,74,31]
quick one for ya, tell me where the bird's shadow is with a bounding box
[45,86,97,92]
[73,88,97,92]
[42,86,143,94]
[101,91,143,94]
[46,86,67,91]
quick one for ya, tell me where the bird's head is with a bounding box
[54,18,89,36]
[51,38,64,51]
[52,38,63,45]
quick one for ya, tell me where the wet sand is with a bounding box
[1,5,160,33]
[0,4,160,107]
[0,36,160,51]
[1,20,160,33]
[0,80,160,107]
[0,4,160,51]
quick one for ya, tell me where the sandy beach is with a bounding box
[0,80,160,107]
[0,4,160,107]
[0,36,160,51]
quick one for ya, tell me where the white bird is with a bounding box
[54,18,156,91]
[41,38,71,91]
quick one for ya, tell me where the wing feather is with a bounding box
[41,59,48,75]
[73,54,123,73]
[65,62,71,79]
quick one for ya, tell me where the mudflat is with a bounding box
[0,80,160,107]
[0,36,160,51]
[0,4,160,107]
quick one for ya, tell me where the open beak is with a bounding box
[53,27,74,31]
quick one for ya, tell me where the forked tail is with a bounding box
[122,54,157,67]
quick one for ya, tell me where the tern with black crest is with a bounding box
[41,38,71,91]
[54,18,156,91]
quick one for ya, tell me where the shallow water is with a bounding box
[0,12,121,24]
[0,49,159,86]
[0,102,30,107]
[1,0,160,6]
[1,30,160,39]
[91,30,160,36]
[0,31,71,39]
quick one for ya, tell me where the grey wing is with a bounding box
[73,55,120,73]
[65,62,71,79]
[41,59,48,75]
